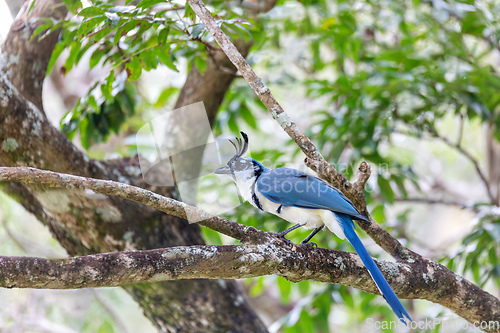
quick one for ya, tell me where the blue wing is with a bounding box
[256,168,368,222]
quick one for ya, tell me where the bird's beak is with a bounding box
[214,165,232,174]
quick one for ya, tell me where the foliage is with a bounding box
[445,211,500,288]
[34,0,251,149]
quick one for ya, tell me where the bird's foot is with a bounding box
[269,232,294,247]
[300,241,318,248]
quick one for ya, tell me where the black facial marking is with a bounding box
[250,180,263,211]
[276,205,283,214]
[251,160,264,178]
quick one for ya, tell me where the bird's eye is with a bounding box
[234,159,248,170]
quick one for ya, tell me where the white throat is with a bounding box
[233,173,257,204]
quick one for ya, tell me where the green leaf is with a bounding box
[97,318,115,333]
[340,288,354,308]
[194,56,207,74]
[240,105,257,129]
[126,57,142,81]
[155,48,178,72]
[89,47,108,69]
[227,115,239,134]
[79,116,91,150]
[184,3,195,21]
[64,41,82,73]
[140,50,158,71]
[377,176,395,203]
[297,281,309,296]
[46,42,66,75]
[78,6,105,18]
[191,23,205,38]
[155,87,179,107]
[371,204,385,222]
[462,11,486,36]
[87,95,99,113]
[101,70,115,100]
[30,22,53,41]
[78,16,106,40]
[138,0,166,8]
[116,87,135,117]
[27,0,37,16]
[90,25,113,41]
[277,277,292,303]
[158,27,170,44]
[113,20,140,45]
[249,276,265,297]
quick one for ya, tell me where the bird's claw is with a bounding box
[300,241,318,248]
[269,232,294,247]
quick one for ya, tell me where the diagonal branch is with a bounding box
[0,166,271,245]
[187,0,414,261]
[0,0,269,330]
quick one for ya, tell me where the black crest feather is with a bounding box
[229,132,249,161]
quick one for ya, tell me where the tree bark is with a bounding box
[0,0,266,331]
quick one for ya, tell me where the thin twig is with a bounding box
[394,197,478,212]
[457,112,464,146]
[92,290,130,333]
[429,129,496,204]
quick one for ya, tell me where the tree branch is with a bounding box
[0,166,272,245]
[0,243,499,330]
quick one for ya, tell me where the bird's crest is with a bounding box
[228,131,248,161]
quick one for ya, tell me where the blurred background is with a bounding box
[0,0,498,332]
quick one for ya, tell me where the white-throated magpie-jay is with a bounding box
[215,132,412,324]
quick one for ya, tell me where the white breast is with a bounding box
[234,177,346,240]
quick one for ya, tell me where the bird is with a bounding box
[214,132,412,324]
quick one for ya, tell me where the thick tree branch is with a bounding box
[187,0,414,261]
[1,0,67,111]
[0,244,499,330]
[0,245,373,289]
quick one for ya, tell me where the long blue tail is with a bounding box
[337,213,412,324]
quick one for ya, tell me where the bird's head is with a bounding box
[214,132,266,181]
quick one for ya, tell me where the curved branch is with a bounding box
[0,166,272,245]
